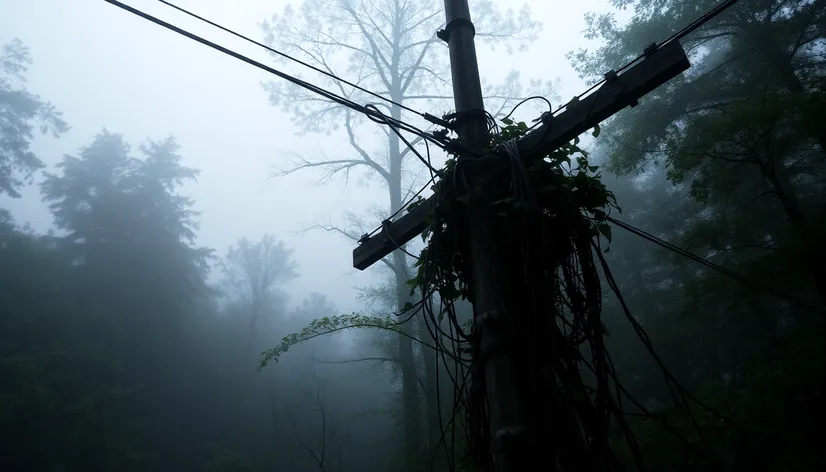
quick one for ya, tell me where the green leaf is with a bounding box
[501,117,514,125]
[592,124,601,137]
[406,277,418,287]
[597,223,612,242]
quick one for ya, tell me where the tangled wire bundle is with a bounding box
[406,119,633,471]
[408,120,726,472]
[256,118,733,472]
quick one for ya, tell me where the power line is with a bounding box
[606,216,826,313]
[155,0,449,128]
[551,0,741,119]
[104,0,451,255]
[104,0,446,150]
[660,0,742,47]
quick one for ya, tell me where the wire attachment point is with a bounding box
[424,113,453,129]
[436,17,476,42]
[604,69,639,108]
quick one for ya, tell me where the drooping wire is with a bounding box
[606,216,826,313]
[411,9,754,459]
[593,241,743,465]
[501,96,553,123]
[388,0,752,466]
[365,104,439,178]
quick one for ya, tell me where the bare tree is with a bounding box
[270,360,351,471]
[221,234,298,354]
[260,0,559,468]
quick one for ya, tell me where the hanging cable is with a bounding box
[606,216,826,313]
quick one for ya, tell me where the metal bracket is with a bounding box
[604,68,638,108]
[436,17,476,42]
[643,41,659,58]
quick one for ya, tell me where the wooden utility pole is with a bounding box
[438,0,529,470]
[352,2,691,469]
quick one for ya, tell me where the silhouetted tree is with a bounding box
[40,129,214,469]
[221,234,298,354]
[0,212,143,471]
[0,38,68,198]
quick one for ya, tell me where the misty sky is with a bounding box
[0,0,623,313]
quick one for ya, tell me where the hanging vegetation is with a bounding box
[257,118,731,471]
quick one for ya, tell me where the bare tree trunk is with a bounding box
[389,101,423,470]
[417,314,441,454]
[248,303,260,364]
[762,152,826,303]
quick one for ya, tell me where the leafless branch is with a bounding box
[270,360,353,471]
[300,222,363,243]
[270,148,381,187]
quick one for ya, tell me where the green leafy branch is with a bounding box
[257,313,437,370]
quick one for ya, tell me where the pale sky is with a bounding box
[0,0,622,314]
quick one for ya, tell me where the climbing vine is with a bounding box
[258,120,616,371]
[257,117,618,374]
[259,313,403,368]
[402,117,636,471]
[405,119,617,306]
[257,117,631,470]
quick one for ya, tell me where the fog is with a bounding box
[1,0,612,311]
[1,0,824,471]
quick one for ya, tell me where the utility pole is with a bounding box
[351,3,691,470]
[437,0,532,471]
[352,40,689,271]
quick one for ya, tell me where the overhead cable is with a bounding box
[551,0,741,119]
[156,0,449,128]
[103,0,447,150]
[606,216,826,313]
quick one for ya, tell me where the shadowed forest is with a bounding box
[1,0,824,471]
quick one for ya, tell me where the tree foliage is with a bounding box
[221,234,298,352]
[0,39,69,198]
[569,0,826,468]
[41,130,213,316]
